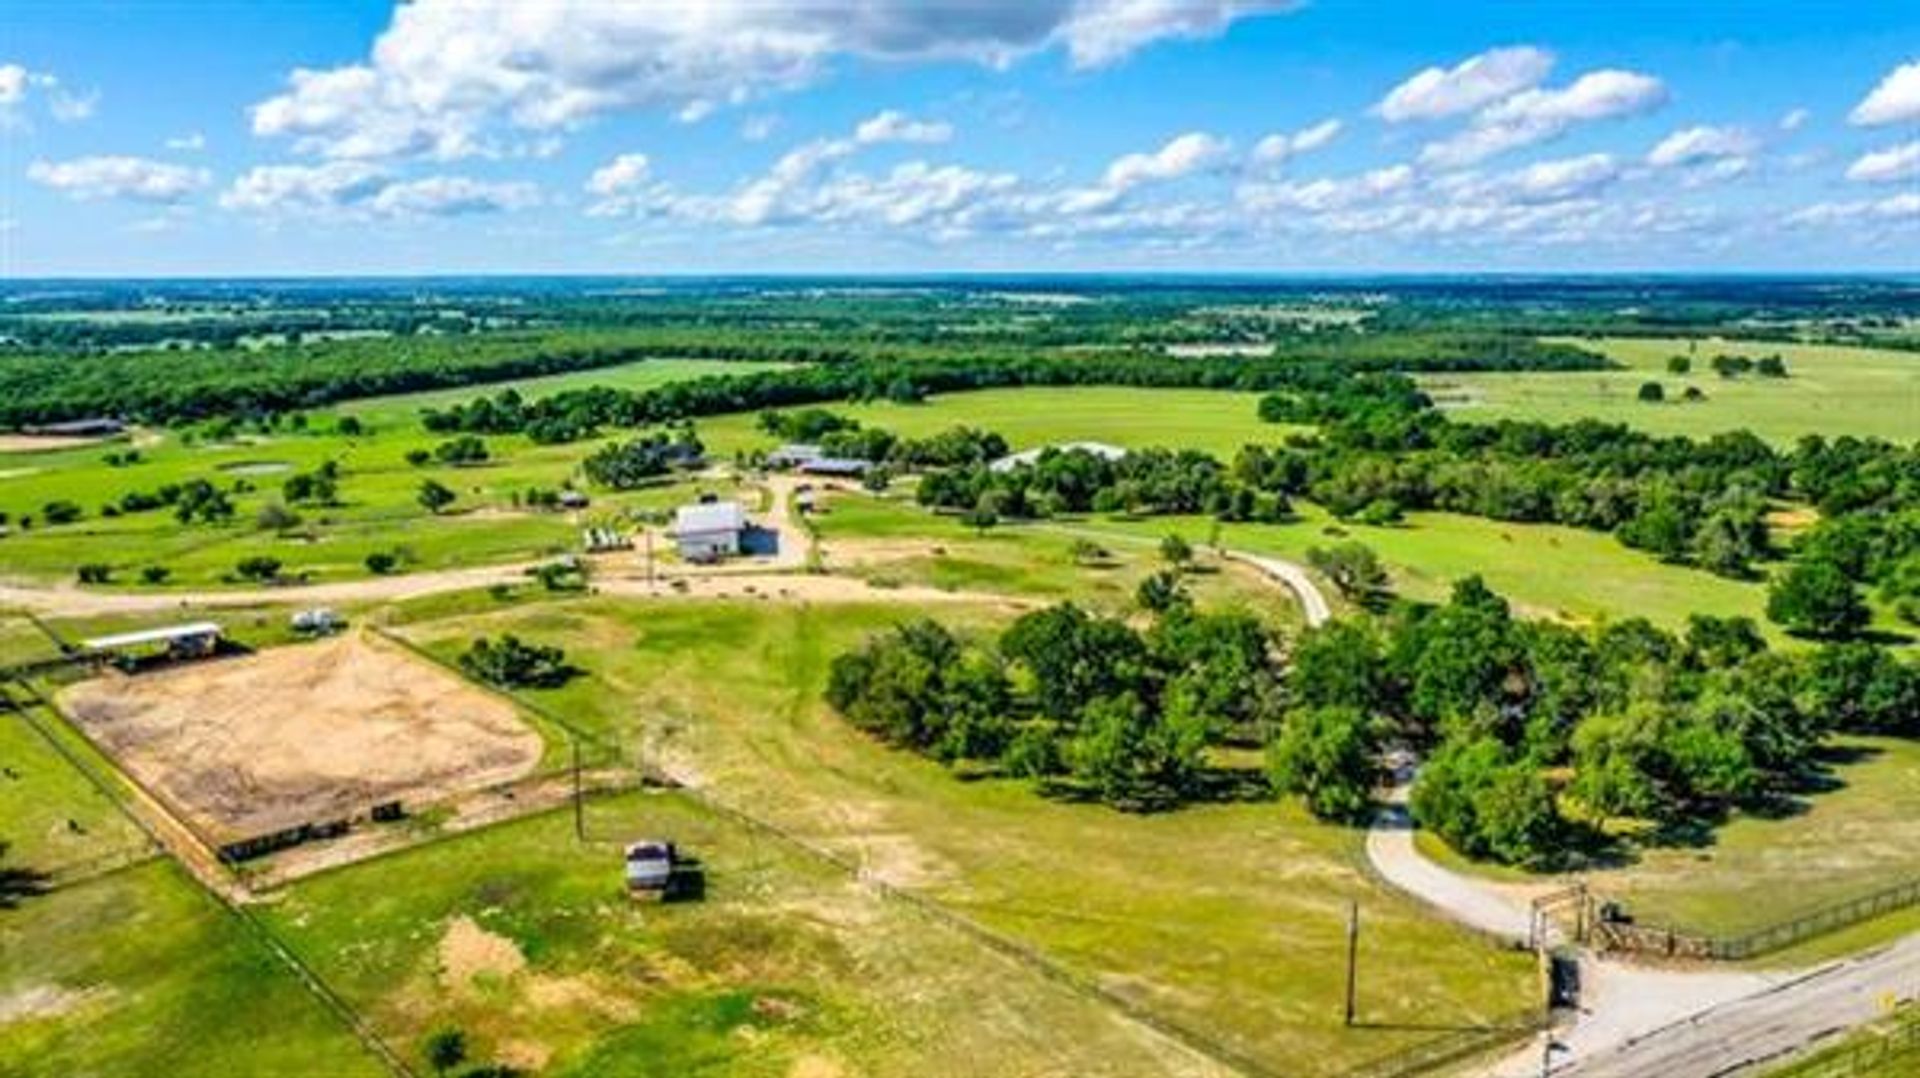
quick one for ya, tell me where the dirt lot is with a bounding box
[57,633,542,844]
[0,433,115,452]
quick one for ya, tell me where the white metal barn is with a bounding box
[672,501,745,562]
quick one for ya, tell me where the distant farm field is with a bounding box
[1423,337,1920,444]
[702,385,1289,459]
[336,357,790,426]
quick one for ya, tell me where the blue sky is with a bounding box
[2,0,1916,276]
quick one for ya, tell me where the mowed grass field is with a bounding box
[1424,337,1920,444]
[260,790,1219,1078]
[404,597,1540,1075]
[0,701,148,871]
[813,488,1306,625]
[701,385,1288,459]
[1,861,391,1078]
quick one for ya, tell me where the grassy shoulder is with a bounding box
[402,596,1540,1076]
[1424,337,1920,445]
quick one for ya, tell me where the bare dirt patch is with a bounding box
[57,633,541,844]
[438,915,528,988]
[0,984,107,1026]
[0,434,113,453]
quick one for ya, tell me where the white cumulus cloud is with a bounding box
[1252,118,1341,164]
[1420,68,1666,168]
[1646,125,1757,168]
[1103,131,1230,189]
[221,161,537,218]
[1846,140,1920,184]
[1375,46,1555,123]
[1850,60,1920,126]
[587,153,653,197]
[248,1,1293,160]
[28,155,210,203]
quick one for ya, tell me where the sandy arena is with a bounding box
[58,632,543,844]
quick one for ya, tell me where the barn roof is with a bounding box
[674,501,745,535]
[82,621,222,651]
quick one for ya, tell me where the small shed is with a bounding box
[672,501,745,562]
[625,840,676,897]
[82,621,222,661]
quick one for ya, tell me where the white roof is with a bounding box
[674,500,745,535]
[989,441,1128,473]
[82,621,222,651]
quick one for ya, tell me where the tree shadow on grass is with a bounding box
[1033,764,1274,814]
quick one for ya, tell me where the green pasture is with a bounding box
[814,489,1305,623]
[1424,337,1920,444]
[0,617,64,666]
[897,498,1772,636]
[262,789,1209,1078]
[1590,736,1920,940]
[403,597,1539,1076]
[0,701,147,871]
[0,861,387,1078]
[335,356,790,427]
[701,384,1292,459]
[1418,736,1920,959]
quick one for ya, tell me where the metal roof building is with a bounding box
[989,441,1129,473]
[672,501,746,561]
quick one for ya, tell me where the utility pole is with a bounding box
[1344,900,1361,1027]
[571,736,584,841]
[644,528,655,588]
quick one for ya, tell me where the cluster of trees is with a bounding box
[917,445,1291,523]
[1252,396,1917,601]
[580,429,704,489]
[755,407,1010,470]
[282,461,340,505]
[458,635,575,689]
[431,436,491,466]
[827,597,1283,809]
[1711,353,1790,378]
[1277,577,1919,864]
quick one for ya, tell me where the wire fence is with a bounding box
[1770,1006,1920,1078]
[5,675,416,1078]
[1590,876,1920,962]
[41,842,165,890]
[1339,1006,1550,1078]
